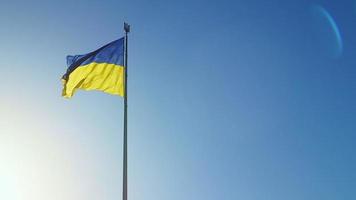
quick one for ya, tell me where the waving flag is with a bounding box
[61,37,125,98]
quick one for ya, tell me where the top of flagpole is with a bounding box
[124,22,130,33]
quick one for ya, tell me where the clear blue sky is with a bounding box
[0,0,355,199]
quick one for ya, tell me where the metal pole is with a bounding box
[123,22,130,200]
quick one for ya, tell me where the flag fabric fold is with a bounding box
[61,37,125,98]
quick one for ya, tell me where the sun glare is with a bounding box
[0,101,78,200]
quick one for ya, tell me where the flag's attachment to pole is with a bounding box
[123,22,130,200]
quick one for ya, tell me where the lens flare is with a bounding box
[310,5,343,58]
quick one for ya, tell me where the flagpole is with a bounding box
[123,22,130,200]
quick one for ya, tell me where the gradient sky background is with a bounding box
[0,0,355,199]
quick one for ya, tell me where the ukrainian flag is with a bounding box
[61,37,125,98]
